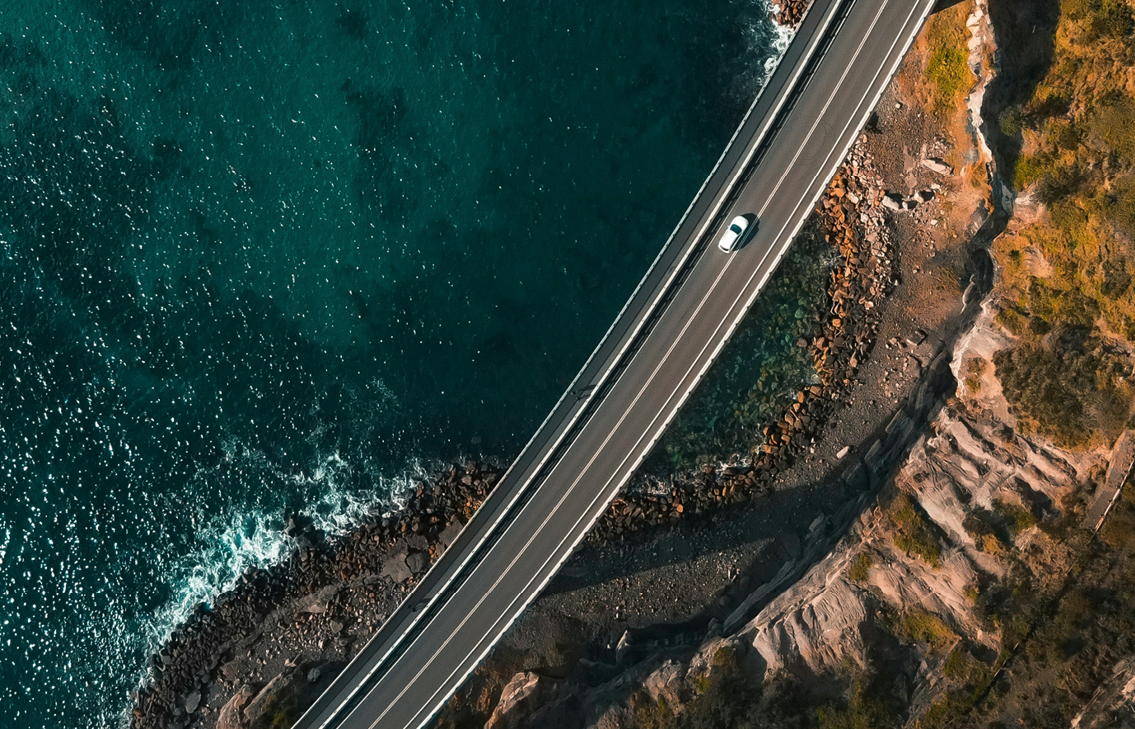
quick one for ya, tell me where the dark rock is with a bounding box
[405,551,429,575]
[438,520,464,549]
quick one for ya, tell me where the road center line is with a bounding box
[382,2,905,726]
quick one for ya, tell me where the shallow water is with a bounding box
[0,0,789,725]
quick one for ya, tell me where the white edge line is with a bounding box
[295,6,845,727]
[381,1,939,727]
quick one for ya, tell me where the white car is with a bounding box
[717,215,750,252]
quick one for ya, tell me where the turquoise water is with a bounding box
[0,0,788,726]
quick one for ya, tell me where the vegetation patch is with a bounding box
[963,358,986,395]
[990,0,1135,450]
[633,691,674,729]
[885,609,958,653]
[993,326,1133,449]
[815,672,904,729]
[922,2,974,118]
[847,552,873,583]
[992,498,1038,534]
[889,493,942,568]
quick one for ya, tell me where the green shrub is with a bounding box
[848,552,874,583]
[890,494,942,568]
[1013,153,1055,190]
[943,645,987,684]
[996,306,1028,335]
[993,498,1038,534]
[1090,0,1135,40]
[888,609,958,652]
[999,106,1024,137]
[816,672,903,729]
[1089,95,1135,160]
[964,358,987,394]
[927,47,971,116]
[632,690,674,729]
[994,327,1134,448]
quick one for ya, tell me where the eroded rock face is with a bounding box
[1072,656,1135,729]
[244,668,305,726]
[486,672,555,729]
[748,577,872,676]
[642,660,686,713]
[711,392,1098,680]
[216,685,253,729]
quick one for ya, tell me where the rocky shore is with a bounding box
[588,139,898,543]
[774,0,810,28]
[128,4,981,729]
[130,462,505,729]
[130,141,904,729]
[130,155,895,722]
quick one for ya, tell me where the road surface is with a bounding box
[293,1,938,727]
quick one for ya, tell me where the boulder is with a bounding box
[216,685,254,729]
[184,691,201,714]
[920,157,953,175]
[298,585,338,614]
[643,660,686,713]
[486,672,558,729]
[244,668,304,725]
[405,550,429,575]
[380,554,413,584]
[438,519,464,549]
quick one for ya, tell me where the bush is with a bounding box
[964,358,987,395]
[927,48,971,115]
[674,666,812,729]
[633,691,674,729]
[848,552,874,583]
[887,609,958,652]
[816,672,903,729]
[890,493,942,568]
[999,106,1024,137]
[993,498,1038,534]
[996,306,1028,336]
[923,4,973,118]
[1013,153,1055,191]
[1088,95,1135,161]
[1090,0,1135,40]
[1035,164,1084,204]
[994,327,1134,448]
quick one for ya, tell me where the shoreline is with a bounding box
[127,7,907,728]
[128,130,902,729]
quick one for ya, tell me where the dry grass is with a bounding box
[989,0,1135,448]
[923,2,975,119]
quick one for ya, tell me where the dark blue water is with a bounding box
[0,1,788,725]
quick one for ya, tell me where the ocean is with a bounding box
[0,0,790,726]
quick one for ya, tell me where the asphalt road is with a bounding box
[292,1,938,727]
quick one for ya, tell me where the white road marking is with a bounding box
[365,1,916,727]
[332,0,936,726]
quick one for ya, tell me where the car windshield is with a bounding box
[730,224,743,235]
